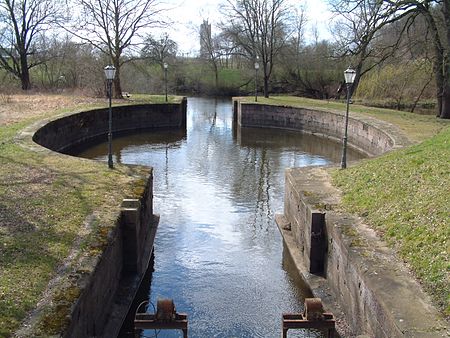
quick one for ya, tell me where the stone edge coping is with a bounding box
[15,109,80,153]
[276,166,449,337]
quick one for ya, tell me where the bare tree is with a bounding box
[71,0,165,98]
[221,0,292,98]
[332,0,450,118]
[329,0,416,95]
[0,0,66,90]
[391,0,450,119]
[279,7,307,84]
[141,33,177,70]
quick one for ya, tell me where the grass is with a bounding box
[0,127,139,336]
[0,94,183,337]
[332,127,450,315]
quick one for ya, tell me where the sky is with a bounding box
[162,0,334,55]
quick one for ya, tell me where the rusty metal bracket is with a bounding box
[282,298,335,338]
[134,299,188,338]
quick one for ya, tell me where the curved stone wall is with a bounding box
[232,101,445,336]
[233,102,446,336]
[33,99,187,153]
[234,101,410,156]
[17,99,187,337]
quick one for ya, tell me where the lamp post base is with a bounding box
[340,136,347,169]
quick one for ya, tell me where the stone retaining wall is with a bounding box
[233,101,446,336]
[65,181,158,338]
[33,99,187,153]
[234,101,407,156]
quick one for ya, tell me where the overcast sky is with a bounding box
[162,0,334,55]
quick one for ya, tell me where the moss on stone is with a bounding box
[131,179,147,198]
[37,285,81,335]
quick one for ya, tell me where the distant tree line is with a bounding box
[0,0,449,118]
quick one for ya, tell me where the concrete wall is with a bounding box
[33,99,187,153]
[234,101,400,156]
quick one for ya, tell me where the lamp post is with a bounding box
[340,67,357,169]
[164,62,168,102]
[254,57,260,102]
[104,65,116,169]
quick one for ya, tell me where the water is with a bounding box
[74,97,364,337]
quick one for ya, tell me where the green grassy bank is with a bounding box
[0,95,178,337]
[332,127,450,315]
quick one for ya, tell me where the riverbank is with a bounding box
[238,96,448,143]
[240,95,449,317]
[0,93,179,337]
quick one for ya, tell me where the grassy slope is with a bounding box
[0,95,177,337]
[333,128,450,315]
[240,95,450,315]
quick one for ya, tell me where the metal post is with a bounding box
[255,66,258,102]
[164,66,168,102]
[340,83,351,169]
[108,79,113,169]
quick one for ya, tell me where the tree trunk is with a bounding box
[441,85,450,118]
[436,83,443,118]
[20,68,31,90]
[113,62,123,99]
[20,52,31,90]
[430,26,444,117]
[213,61,219,90]
[441,1,450,119]
[264,77,269,98]
[422,5,446,118]
[351,53,365,97]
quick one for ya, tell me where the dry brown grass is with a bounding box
[0,93,104,126]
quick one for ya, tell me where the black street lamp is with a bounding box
[254,57,260,102]
[164,62,168,102]
[340,67,357,169]
[104,65,116,169]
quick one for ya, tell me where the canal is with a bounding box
[73,97,364,337]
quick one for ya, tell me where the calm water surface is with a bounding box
[75,98,363,338]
